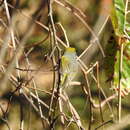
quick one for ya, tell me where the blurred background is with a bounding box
[0,0,130,130]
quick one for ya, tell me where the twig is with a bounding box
[7,2,68,48]
[83,85,117,109]
[61,92,85,130]
[24,51,47,128]
[1,118,11,130]
[54,0,105,57]
[77,44,93,60]
[81,61,114,118]
[4,0,21,79]
[58,89,65,124]
[24,86,52,95]
[26,94,32,130]
[32,80,46,128]
[82,74,93,130]
[118,38,123,122]
[0,102,11,130]
[106,114,130,130]
[56,23,70,47]
[95,120,113,130]
[19,96,24,130]
[96,62,104,124]
[77,58,97,83]
[47,0,58,124]
[47,1,62,129]
[0,64,53,112]
[0,15,35,96]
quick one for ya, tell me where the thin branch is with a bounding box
[83,86,117,109]
[0,19,35,96]
[106,114,130,130]
[47,0,58,124]
[23,51,49,128]
[7,2,68,48]
[60,92,85,130]
[56,23,70,47]
[47,1,62,129]
[4,0,21,81]
[96,62,104,123]
[19,97,24,130]
[95,120,113,130]
[54,0,105,57]
[118,38,123,122]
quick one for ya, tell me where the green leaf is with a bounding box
[113,42,130,90]
[110,0,130,91]
[111,0,125,36]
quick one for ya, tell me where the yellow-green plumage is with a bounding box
[60,47,78,88]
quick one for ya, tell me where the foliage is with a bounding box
[0,0,130,130]
[111,0,130,92]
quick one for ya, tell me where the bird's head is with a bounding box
[65,47,76,53]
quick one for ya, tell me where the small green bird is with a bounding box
[60,47,79,89]
[59,47,79,125]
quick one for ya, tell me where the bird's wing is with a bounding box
[60,56,70,86]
